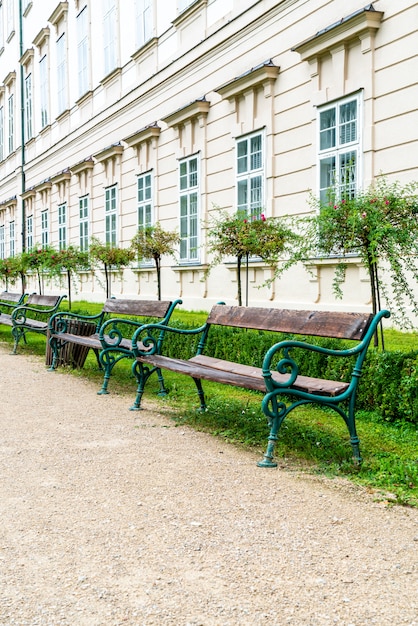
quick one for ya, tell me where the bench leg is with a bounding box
[47,337,60,371]
[11,327,25,354]
[192,377,207,411]
[346,395,363,466]
[258,395,288,468]
[130,360,168,410]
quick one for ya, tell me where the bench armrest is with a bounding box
[131,320,208,356]
[48,310,104,334]
[12,300,66,325]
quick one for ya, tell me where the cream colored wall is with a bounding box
[0,0,417,320]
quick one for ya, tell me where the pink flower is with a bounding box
[261,214,266,221]
[385,200,390,205]
[362,212,367,218]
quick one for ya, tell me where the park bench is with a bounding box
[0,293,67,354]
[130,304,390,467]
[0,291,27,313]
[48,298,182,395]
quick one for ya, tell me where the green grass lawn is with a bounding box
[1,300,417,507]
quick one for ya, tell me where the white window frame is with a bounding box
[58,203,67,250]
[24,72,33,141]
[56,32,67,114]
[7,93,13,153]
[103,0,116,75]
[8,220,14,257]
[79,195,89,251]
[6,0,13,38]
[317,93,362,204]
[179,154,199,263]
[26,214,33,250]
[136,0,152,49]
[137,171,153,266]
[77,6,89,97]
[236,131,265,218]
[0,105,3,160]
[0,3,4,50]
[0,224,4,259]
[39,54,49,128]
[105,184,118,246]
[41,209,49,248]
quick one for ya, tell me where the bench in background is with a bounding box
[130,304,390,467]
[0,294,67,354]
[48,298,182,395]
[0,291,27,314]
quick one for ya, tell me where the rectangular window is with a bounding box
[58,203,67,250]
[24,73,33,140]
[56,33,67,114]
[9,220,14,256]
[39,55,49,128]
[318,94,361,203]
[6,0,13,37]
[0,225,4,259]
[41,210,48,248]
[79,195,89,251]
[136,0,152,48]
[105,185,117,246]
[103,0,116,75]
[236,132,264,218]
[77,6,89,97]
[8,94,13,153]
[0,3,4,50]
[179,155,199,262]
[0,106,3,160]
[26,214,33,250]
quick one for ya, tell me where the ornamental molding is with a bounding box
[215,61,279,100]
[124,124,161,147]
[162,98,210,129]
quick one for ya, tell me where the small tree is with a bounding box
[205,209,298,306]
[0,257,20,291]
[130,223,180,300]
[89,238,135,299]
[298,177,418,337]
[24,246,55,294]
[46,246,89,309]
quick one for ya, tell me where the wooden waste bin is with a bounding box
[45,319,97,368]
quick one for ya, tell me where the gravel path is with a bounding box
[0,342,417,626]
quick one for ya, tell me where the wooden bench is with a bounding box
[130,304,390,467]
[48,298,182,395]
[0,294,67,354]
[0,291,27,313]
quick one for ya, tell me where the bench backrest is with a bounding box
[206,305,373,341]
[102,298,176,319]
[0,291,26,304]
[24,294,66,310]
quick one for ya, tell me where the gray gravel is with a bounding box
[0,342,417,626]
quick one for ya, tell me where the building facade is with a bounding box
[0,0,417,316]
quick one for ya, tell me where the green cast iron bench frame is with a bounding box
[48,298,182,395]
[0,294,67,354]
[130,304,390,467]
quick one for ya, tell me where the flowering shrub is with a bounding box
[89,238,135,298]
[300,177,418,329]
[46,246,89,309]
[130,223,180,300]
[205,209,298,305]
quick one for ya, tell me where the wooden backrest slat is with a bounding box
[206,305,373,341]
[0,291,24,303]
[26,294,61,307]
[102,298,172,318]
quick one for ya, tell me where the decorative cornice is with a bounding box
[35,179,52,193]
[93,142,124,163]
[50,168,71,184]
[4,71,16,87]
[215,61,279,100]
[162,98,210,128]
[70,157,95,175]
[20,48,34,68]
[172,0,208,28]
[293,4,383,60]
[131,37,158,62]
[33,27,50,48]
[0,195,17,207]
[48,2,69,27]
[21,188,36,200]
[124,124,161,147]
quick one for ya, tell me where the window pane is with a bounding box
[319,155,336,203]
[339,151,357,198]
[237,140,248,174]
[320,108,336,150]
[340,101,357,145]
[250,135,262,170]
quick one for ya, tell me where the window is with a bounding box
[136,0,152,48]
[0,225,4,259]
[9,220,14,256]
[26,214,33,250]
[24,73,33,140]
[0,3,4,50]
[105,185,117,246]
[0,106,3,160]
[77,6,89,97]
[41,210,49,248]
[137,172,152,229]
[79,195,89,251]
[7,93,13,153]
[56,33,67,114]
[58,203,66,250]
[179,155,199,262]
[6,0,13,38]
[236,132,264,218]
[39,55,49,127]
[103,0,116,75]
[318,94,361,203]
